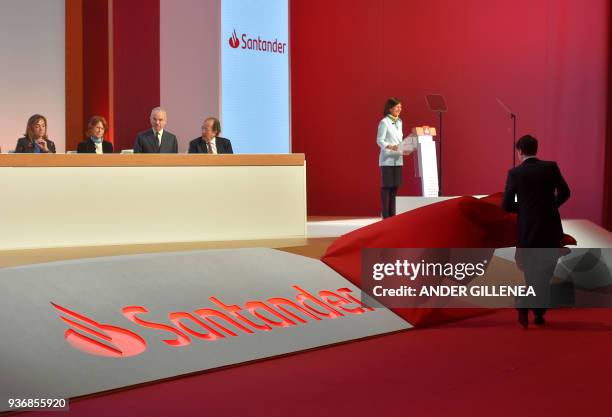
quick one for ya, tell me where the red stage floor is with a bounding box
[22,308,612,417]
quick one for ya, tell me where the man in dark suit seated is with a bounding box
[188,117,233,154]
[133,107,178,153]
[503,134,571,328]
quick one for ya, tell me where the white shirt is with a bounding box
[94,141,102,154]
[377,116,404,166]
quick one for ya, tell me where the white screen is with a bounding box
[221,0,289,154]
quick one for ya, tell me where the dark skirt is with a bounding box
[381,166,403,188]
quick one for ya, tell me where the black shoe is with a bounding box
[517,310,528,329]
[534,315,546,326]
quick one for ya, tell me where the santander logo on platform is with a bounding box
[228,28,287,54]
[52,286,372,358]
[51,302,147,358]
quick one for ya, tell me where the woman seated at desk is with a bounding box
[15,114,56,153]
[77,116,114,154]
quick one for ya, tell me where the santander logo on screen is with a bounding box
[228,28,287,54]
[52,285,372,359]
[229,29,240,48]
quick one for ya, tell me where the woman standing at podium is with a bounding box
[377,97,405,218]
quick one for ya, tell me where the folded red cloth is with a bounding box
[321,193,576,327]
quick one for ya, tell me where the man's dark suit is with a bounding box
[504,157,570,320]
[188,137,233,154]
[77,138,114,153]
[502,157,570,248]
[133,129,178,153]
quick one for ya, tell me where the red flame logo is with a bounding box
[229,29,240,48]
[51,302,147,358]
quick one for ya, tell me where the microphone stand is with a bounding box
[496,97,517,167]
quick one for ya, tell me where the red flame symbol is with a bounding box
[229,29,240,48]
[51,302,147,358]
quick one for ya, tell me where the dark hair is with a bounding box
[87,115,108,137]
[204,117,221,135]
[383,97,401,116]
[515,134,538,156]
[24,114,48,141]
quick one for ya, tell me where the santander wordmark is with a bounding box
[52,285,373,358]
[228,28,287,54]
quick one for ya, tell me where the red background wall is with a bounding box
[605,3,612,231]
[112,0,161,151]
[67,0,160,151]
[83,0,110,140]
[291,0,611,224]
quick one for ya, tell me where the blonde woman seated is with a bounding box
[77,116,114,153]
[15,114,56,153]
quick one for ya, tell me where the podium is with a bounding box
[407,126,439,197]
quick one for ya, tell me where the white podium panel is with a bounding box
[407,126,439,197]
[416,136,439,197]
[0,154,306,250]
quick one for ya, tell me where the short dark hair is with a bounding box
[515,135,538,156]
[204,117,221,135]
[383,97,401,116]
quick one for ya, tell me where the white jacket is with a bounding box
[377,116,403,166]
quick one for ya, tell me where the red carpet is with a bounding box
[23,308,612,417]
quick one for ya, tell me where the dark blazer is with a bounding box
[15,137,56,153]
[133,129,178,153]
[503,158,570,248]
[77,138,114,153]
[188,137,233,154]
